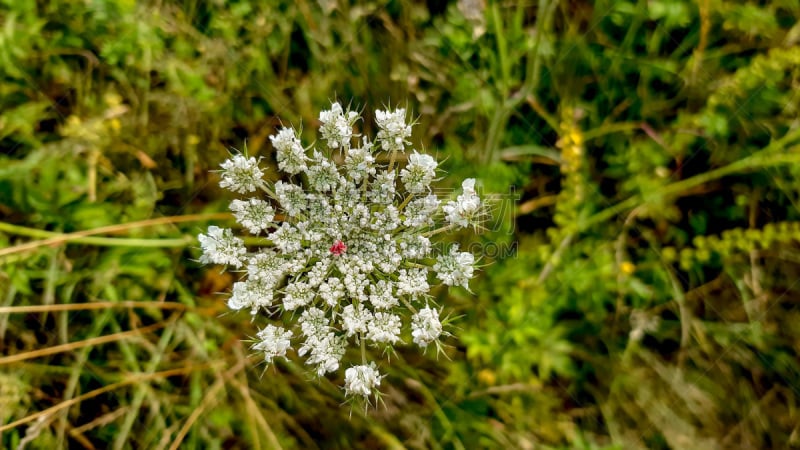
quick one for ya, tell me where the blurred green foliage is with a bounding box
[2,0,800,449]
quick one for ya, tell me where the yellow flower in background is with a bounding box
[620,261,635,275]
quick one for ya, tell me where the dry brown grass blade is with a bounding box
[0,301,193,315]
[0,322,167,365]
[228,345,284,450]
[65,423,96,450]
[69,406,130,436]
[0,212,230,258]
[517,195,557,215]
[167,358,248,450]
[0,362,221,433]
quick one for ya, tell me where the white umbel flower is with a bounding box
[230,198,275,234]
[400,151,437,194]
[368,280,398,309]
[319,277,345,306]
[270,127,308,174]
[396,268,430,297]
[366,312,402,344]
[274,181,307,217]
[219,154,264,193]
[307,151,342,192]
[375,107,412,153]
[341,303,373,337]
[411,306,443,348]
[319,102,358,150]
[443,178,482,228]
[253,325,293,363]
[344,363,382,398]
[228,278,274,314]
[303,332,345,376]
[198,226,246,267]
[403,194,440,228]
[433,245,475,290]
[283,281,315,311]
[344,142,376,182]
[247,250,287,286]
[197,99,483,402]
[299,307,329,339]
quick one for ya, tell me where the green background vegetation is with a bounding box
[2,0,800,448]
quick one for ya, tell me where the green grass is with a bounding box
[2,0,800,448]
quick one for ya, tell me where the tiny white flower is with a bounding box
[375,107,412,153]
[403,194,440,228]
[344,363,382,398]
[443,178,482,228]
[274,181,307,217]
[198,226,246,267]
[228,277,274,313]
[368,280,398,309]
[304,332,345,376]
[400,151,437,194]
[253,325,293,363]
[396,268,429,297]
[433,245,475,290]
[283,281,315,311]
[230,198,275,234]
[270,127,308,174]
[319,102,358,150]
[366,312,402,344]
[341,303,373,337]
[411,306,443,348]
[219,154,264,193]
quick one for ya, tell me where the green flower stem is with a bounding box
[387,148,398,173]
[397,194,414,211]
[0,222,193,251]
[582,122,644,141]
[360,334,367,365]
[242,236,274,247]
[423,224,456,237]
[259,184,278,201]
[399,297,418,315]
[0,212,234,257]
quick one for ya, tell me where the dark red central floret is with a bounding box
[329,240,347,255]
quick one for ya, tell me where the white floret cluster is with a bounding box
[198,101,483,402]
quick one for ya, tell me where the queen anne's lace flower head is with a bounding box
[197,100,484,403]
